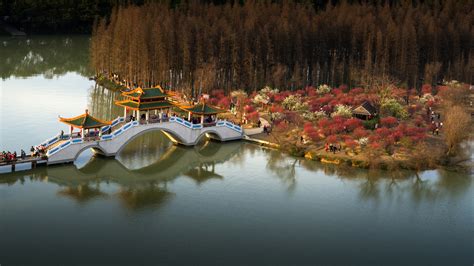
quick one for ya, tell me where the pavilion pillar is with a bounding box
[124,107,127,119]
[69,126,73,139]
[81,128,85,139]
[188,112,191,121]
[146,110,149,122]
[201,115,204,124]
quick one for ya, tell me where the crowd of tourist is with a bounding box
[428,107,443,135]
[325,143,342,154]
[0,149,28,162]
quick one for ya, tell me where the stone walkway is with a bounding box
[243,118,270,136]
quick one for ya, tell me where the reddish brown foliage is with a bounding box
[270,105,284,113]
[244,105,255,114]
[353,127,369,139]
[247,111,259,123]
[375,127,392,137]
[326,135,338,143]
[343,118,362,131]
[380,116,398,128]
[421,84,432,94]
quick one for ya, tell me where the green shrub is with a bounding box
[363,118,379,130]
[380,99,408,119]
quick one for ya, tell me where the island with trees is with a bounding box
[89,0,472,171]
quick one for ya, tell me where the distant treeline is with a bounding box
[1,0,143,33]
[1,1,425,33]
[90,0,472,94]
[0,0,330,33]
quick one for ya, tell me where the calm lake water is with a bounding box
[0,36,472,265]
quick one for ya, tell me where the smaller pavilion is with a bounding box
[180,102,225,124]
[59,109,111,139]
[352,101,377,120]
[115,86,174,121]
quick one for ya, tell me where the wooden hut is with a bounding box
[352,101,377,120]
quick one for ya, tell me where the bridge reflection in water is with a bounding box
[1,138,242,211]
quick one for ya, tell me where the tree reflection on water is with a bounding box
[0,36,92,79]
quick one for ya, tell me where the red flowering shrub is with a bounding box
[274,120,288,132]
[247,111,259,123]
[270,105,284,114]
[369,134,382,143]
[321,105,333,113]
[244,105,255,114]
[332,88,343,95]
[316,95,334,106]
[390,130,404,142]
[305,86,317,97]
[329,99,340,106]
[353,127,369,139]
[350,88,364,95]
[380,116,398,128]
[337,95,355,106]
[383,135,396,149]
[369,142,381,150]
[304,122,320,141]
[208,98,219,106]
[211,89,225,99]
[375,127,391,137]
[272,91,291,103]
[421,84,432,94]
[242,97,253,106]
[217,97,231,109]
[344,118,362,131]
[338,84,349,93]
[272,94,286,103]
[326,134,338,144]
[318,118,331,129]
[324,116,346,135]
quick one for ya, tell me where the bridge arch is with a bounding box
[73,144,107,162]
[114,127,187,156]
[195,129,223,144]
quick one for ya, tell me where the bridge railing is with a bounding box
[216,120,242,133]
[47,120,140,157]
[169,116,203,129]
[38,133,62,149]
[169,116,242,133]
[46,138,84,156]
[100,120,139,141]
[101,116,125,133]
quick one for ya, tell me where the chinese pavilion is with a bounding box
[115,86,175,120]
[59,109,111,139]
[180,102,225,124]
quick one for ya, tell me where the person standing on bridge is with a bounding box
[21,149,26,159]
[30,146,35,157]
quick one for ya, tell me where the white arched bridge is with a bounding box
[40,116,243,165]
